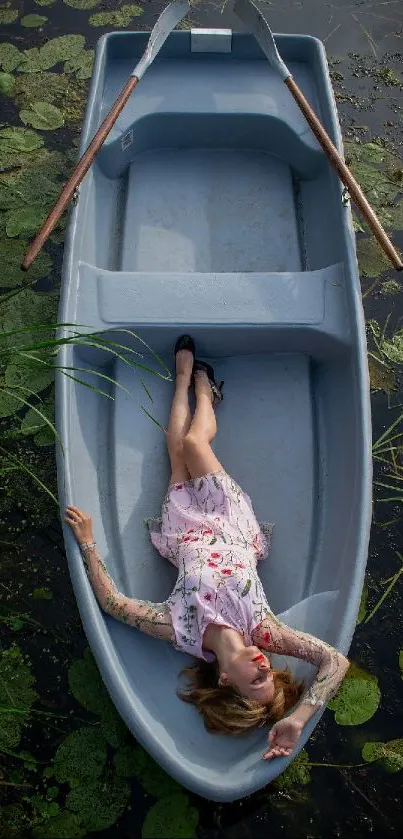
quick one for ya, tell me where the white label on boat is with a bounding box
[122,129,133,152]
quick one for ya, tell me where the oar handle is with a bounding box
[21,75,139,271]
[285,76,403,271]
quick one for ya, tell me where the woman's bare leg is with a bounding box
[183,370,224,479]
[166,349,193,485]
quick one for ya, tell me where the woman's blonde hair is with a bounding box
[178,660,304,735]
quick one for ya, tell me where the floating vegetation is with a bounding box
[19,101,65,131]
[328,664,381,725]
[142,793,199,839]
[0,645,38,751]
[362,739,403,773]
[274,748,311,789]
[64,0,101,7]
[0,4,18,25]
[89,4,144,28]
[21,14,48,28]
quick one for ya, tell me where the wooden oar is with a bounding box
[22,0,190,271]
[234,0,403,272]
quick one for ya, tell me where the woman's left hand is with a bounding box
[65,505,94,545]
[262,717,304,760]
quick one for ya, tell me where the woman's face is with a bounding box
[220,647,275,704]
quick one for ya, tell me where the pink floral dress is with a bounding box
[148,471,273,659]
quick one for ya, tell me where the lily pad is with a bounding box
[18,35,86,73]
[20,101,64,131]
[113,742,182,798]
[274,748,311,789]
[20,392,55,446]
[0,645,38,750]
[66,771,130,832]
[32,811,86,838]
[142,793,199,839]
[0,42,22,72]
[68,647,127,748]
[5,205,49,238]
[0,8,18,25]
[362,739,403,773]
[89,4,144,28]
[357,238,391,279]
[381,330,403,363]
[12,71,88,125]
[53,727,108,783]
[64,0,102,7]
[0,71,13,93]
[328,666,381,725]
[21,14,48,28]
[0,287,58,348]
[367,354,396,394]
[35,0,56,5]
[0,239,52,287]
[32,586,53,600]
[0,125,45,171]
[4,352,55,400]
[64,49,94,80]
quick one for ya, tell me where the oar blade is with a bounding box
[133,0,190,79]
[234,0,291,80]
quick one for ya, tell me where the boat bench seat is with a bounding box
[76,261,350,354]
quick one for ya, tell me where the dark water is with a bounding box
[1,1,403,838]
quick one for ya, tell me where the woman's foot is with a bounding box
[174,335,195,384]
[194,360,224,407]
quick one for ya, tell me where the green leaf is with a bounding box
[142,794,199,839]
[20,393,55,446]
[274,748,311,789]
[0,125,43,153]
[0,71,13,93]
[89,4,144,28]
[0,240,52,287]
[38,34,86,68]
[0,289,58,345]
[35,0,56,5]
[64,0,102,7]
[381,330,403,363]
[0,645,38,750]
[5,205,48,237]
[64,49,94,80]
[357,238,391,279]
[16,47,43,74]
[66,772,130,832]
[32,587,53,600]
[32,811,86,838]
[328,666,381,725]
[356,582,368,624]
[241,579,251,597]
[0,9,19,25]
[0,43,22,72]
[114,743,182,798]
[4,352,55,396]
[21,14,48,27]
[53,727,107,783]
[20,101,64,131]
[68,647,127,747]
[362,739,403,773]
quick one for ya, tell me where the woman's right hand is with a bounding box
[64,505,94,545]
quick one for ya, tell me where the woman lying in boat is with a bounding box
[65,335,350,761]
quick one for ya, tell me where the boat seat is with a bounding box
[76,261,350,355]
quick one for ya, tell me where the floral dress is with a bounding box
[79,472,348,709]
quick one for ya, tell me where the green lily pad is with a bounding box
[18,35,86,73]
[0,71,13,93]
[35,0,56,6]
[142,793,199,839]
[362,739,403,773]
[32,586,53,600]
[68,647,127,748]
[4,352,55,400]
[89,4,144,28]
[113,742,182,797]
[20,392,55,446]
[0,287,58,348]
[0,239,52,287]
[274,748,311,789]
[367,354,396,394]
[0,645,38,750]
[381,330,403,363]
[0,125,43,153]
[0,43,22,72]
[5,205,49,237]
[64,49,94,80]
[0,167,60,211]
[32,811,86,838]
[53,727,108,783]
[12,71,88,125]
[328,666,381,725]
[357,238,391,279]
[21,14,48,27]
[64,0,102,7]
[16,47,43,73]
[0,8,18,25]
[66,772,130,832]
[20,101,64,130]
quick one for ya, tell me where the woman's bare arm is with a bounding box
[64,505,174,642]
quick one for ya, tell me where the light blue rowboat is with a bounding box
[57,23,372,801]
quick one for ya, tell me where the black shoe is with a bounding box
[193,359,224,406]
[174,334,196,359]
